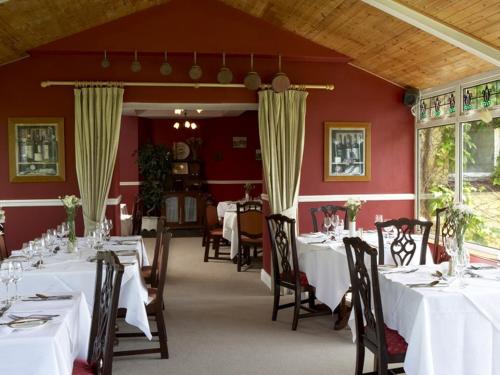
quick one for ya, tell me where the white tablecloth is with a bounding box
[379,265,500,375]
[222,211,239,259]
[296,231,432,314]
[0,292,91,375]
[11,236,152,339]
[217,201,237,219]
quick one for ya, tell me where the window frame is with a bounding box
[416,69,500,258]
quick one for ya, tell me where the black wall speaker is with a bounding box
[403,88,419,107]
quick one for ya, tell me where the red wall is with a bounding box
[0,0,414,273]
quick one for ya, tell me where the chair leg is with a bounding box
[272,284,280,321]
[204,235,211,262]
[355,343,365,375]
[373,356,379,372]
[308,290,316,309]
[253,245,258,259]
[214,237,221,258]
[237,246,242,272]
[156,311,169,359]
[245,246,251,265]
[292,288,301,331]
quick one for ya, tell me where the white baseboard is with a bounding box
[260,268,272,290]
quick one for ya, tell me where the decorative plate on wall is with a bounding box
[174,142,190,160]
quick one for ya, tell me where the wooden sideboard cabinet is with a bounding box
[161,192,206,228]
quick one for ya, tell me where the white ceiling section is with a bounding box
[122,102,258,119]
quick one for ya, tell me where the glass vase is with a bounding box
[66,209,77,253]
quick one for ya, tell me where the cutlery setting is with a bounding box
[21,294,73,301]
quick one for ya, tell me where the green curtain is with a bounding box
[258,89,308,219]
[74,86,124,232]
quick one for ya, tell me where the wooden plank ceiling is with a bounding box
[0,0,498,88]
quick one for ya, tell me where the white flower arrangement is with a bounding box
[344,198,365,221]
[448,203,475,239]
[59,195,81,209]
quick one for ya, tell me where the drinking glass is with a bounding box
[323,216,332,236]
[0,261,13,303]
[95,231,105,250]
[11,261,23,301]
[336,219,344,239]
[375,214,383,224]
[34,239,44,268]
[23,241,34,261]
[383,225,393,239]
[86,231,97,250]
[56,224,65,243]
[455,251,468,288]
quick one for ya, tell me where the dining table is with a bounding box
[10,235,152,339]
[379,264,500,375]
[0,291,91,375]
[296,230,433,315]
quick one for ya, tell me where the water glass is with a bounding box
[323,216,332,236]
[34,239,44,268]
[23,241,34,261]
[336,219,344,239]
[358,227,364,239]
[11,261,23,301]
[86,231,97,250]
[95,231,105,250]
[0,261,13,302]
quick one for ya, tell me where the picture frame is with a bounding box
[8,117,65,183]
[324,122,371,181]
[232,136,247,149]
[172,162,189,175]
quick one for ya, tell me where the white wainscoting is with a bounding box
[260,268,272,290]
[0,195,122,207]
[298,193,415,202]
[119,180,263,186]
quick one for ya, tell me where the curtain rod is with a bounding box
[40,80,334,91]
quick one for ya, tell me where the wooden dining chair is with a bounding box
[141,217,167,287]
[375,218,433,266]
[0,231,7,261]
[434,207,454,264]
[343,237,406,375]
[132,196,143,236]
[236,201,263,272]
[266,214,329,330]
[203,201,230,262]
[73,251,124,375]
[310,205,349,232]
[115,227,171,359]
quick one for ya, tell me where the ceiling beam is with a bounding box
[362,0,500,67]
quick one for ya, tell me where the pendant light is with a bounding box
[271,54,290,93]
[131,50,142,73]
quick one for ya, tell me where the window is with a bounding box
[417,73,500,253]
[461,119,500,248]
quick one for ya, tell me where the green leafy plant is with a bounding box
[135,144,172,215]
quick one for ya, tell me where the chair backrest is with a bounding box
[375,218,433,266]
[205,201,219,229]
[88,251,124,375]
[150,217,168,288]
[310,205,348,232]
[266,214,301,287]
[0,232,7,261]
[343,237,388,362]
[132,196,143,235]
[237,201,263,240]
[434,207,455,263]
[155,228,172,303]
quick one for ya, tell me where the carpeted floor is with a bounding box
[113,237,374,375]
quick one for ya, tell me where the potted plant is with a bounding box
[135,144,172,217]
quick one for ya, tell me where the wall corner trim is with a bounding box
[260,268,272,290]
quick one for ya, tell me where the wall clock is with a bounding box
[174,141,190,160]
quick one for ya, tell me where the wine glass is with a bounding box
[11,261,23,301]
[0,261,13,303]
[33,239,44,268]
[23,241,34,261]
[95,231,104,250]
[337,219,344,239]
[56,224,65,243]
[383,225,393,239]
[323,216,332,236]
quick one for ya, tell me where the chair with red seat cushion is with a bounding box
[203,201,230,262]
[266,214,330,331]
[236,201,263,272]
[115,228,171,359]
[142,217,167,286]
[344,237,406,375]
[73,251,124,375]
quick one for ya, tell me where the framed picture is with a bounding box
[232,136,247,149]
[172,162,189,175]
[8,117,65,183]
[324,122,371,181]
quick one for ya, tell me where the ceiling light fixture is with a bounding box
[173,110,198,130]
[174,109,183,115]
[196,109,203,114]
